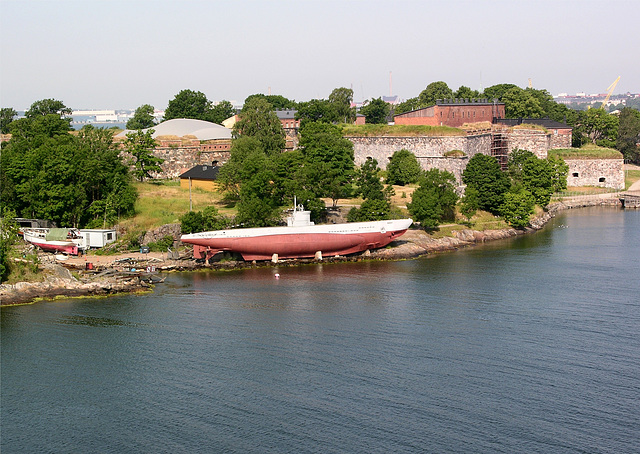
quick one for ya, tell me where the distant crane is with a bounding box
[601,76,621,109]
[528,78,532,89]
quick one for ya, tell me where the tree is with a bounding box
[386,149,422,185]
[394,97,420,115]
[1,107,17,133]
[210,100,235,124]
[580,108,619,147]
[298,121,355,206]
[296,99,337,124]
[454,85,481,100]
[233,97,286,156]
[1,117,136,227]
[617,107,640,164]
[418,81,454,106]
[548,156,569,193]
[354,157,385,200]
[482,84,519,101]
[180,206,232,234]
[462,154,510,214]
[25,98,72,118]
[499,189,535,229]
[460,186,479,222]
[234,152,279,227]
[347,199,392,222]
[359,97,390,124]
[407,169,458,230]
[328,87,355,123]
[164,89,213,121]
[502,87,544,118]
[243,94,296,110]
[0,209,19,282]
[124,129,164,182]
[217,136,266,197]
[126,104,156,130]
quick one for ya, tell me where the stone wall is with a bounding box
[130,146,231,179]
[506,129,549,159]
[347,133,490,184]
[565,158,625,189]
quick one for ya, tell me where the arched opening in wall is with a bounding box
[572,172,579,177]
[599,177,606,183]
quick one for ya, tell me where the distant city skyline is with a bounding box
[2,0,639,110]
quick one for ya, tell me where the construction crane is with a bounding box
[601,76,621,109]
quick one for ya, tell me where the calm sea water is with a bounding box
[2,207,639,453]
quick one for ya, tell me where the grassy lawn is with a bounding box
[118,180,234,232]
[549,144,623,159]
[342,124,465,137]
[625,169,640,189]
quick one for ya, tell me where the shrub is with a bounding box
[386,149,422,186]
[148,235,175,252]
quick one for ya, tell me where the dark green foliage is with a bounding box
[617,107,640,164]
[25,98,72,118]
[296,99,337,124]
[235,152,280,227]
[508,148,566,207]
[126,104,156,129]
[1,107,17,133]
[454,86,482,100]
[217,136,266,198]
[408,169,458,230]
[499,190,535,229]
[124,129,165,182]
[347,199,391,222]
[579,108,619,147]
[164,89,212,121]
[354,157,385,200]
[502,88,544,118]
[418,81,454,107]
[482,84,520,101]
[1,114,137,228]
[210,101,236,125]
[548,156,569,192]
[462,154,510,214]
[243,94,296,111]
[460,186,479,221]
[233,97,286,156]
[359,97,389,124]
[386,149,422,185]
[180,206,232,234]
[328,87,356,123]
[298,121,355,206]
[0,210,19,282]
[148,235,175,252]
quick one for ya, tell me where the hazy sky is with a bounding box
[1,0,638,110]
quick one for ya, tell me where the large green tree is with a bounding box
[164,89,221,122]
[233,97,286,156]
[0,107,17,133]
[298,121,355,206]
[210,100,235,124]
[1,114,135,227]
[418,81,454,106]
[359,97,390,124]
[462,154,510,214]
[502,87,545,118]
[617,107,640,164]
[386,149,422,186]
[328,87,356,123]
[126,104,156,130]
[580,108,619,148]
[25,98,72,118]
[243,94,296,110]
[408,169,458,230]
[124,129,164,182]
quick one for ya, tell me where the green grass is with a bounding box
[625,169,640,189]
[549,144,623,159]
[342,124,466,137]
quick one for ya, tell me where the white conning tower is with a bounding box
[287,197,314,227]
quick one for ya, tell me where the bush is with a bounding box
[407,169,458,230]
[462,154,510,214]
[347,199,392,222]
[386,149,422,186]
[499,190,535,229]
[148,235,175,252]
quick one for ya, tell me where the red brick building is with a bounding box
[394,99,506,128]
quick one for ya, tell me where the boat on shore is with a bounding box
[181,203,412,261]
[23,228,84,256]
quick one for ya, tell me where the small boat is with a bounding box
[181,202,412,261]
[23,228,84,256]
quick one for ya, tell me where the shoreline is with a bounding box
[0,198,625,307]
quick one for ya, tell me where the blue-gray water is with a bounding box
[2,207,639,453]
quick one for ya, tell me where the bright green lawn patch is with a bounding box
[549,145,622,159]
[342,124,465,137]
[625,169,640,189]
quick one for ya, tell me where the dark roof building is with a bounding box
[179,164,220,181]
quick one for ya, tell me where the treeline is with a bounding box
[0,100,138,228]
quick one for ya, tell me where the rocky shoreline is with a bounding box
[0,198,623,307]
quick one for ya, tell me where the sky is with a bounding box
[1,0,639,111]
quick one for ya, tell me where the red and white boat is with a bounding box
[23,228,84,256]
[181,203,412,261]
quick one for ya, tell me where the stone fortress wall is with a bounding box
[565,158,625,189]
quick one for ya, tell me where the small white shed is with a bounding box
[79,229,117,249]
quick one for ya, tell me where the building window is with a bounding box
[572,172,579,177]
[599,177,606,182]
